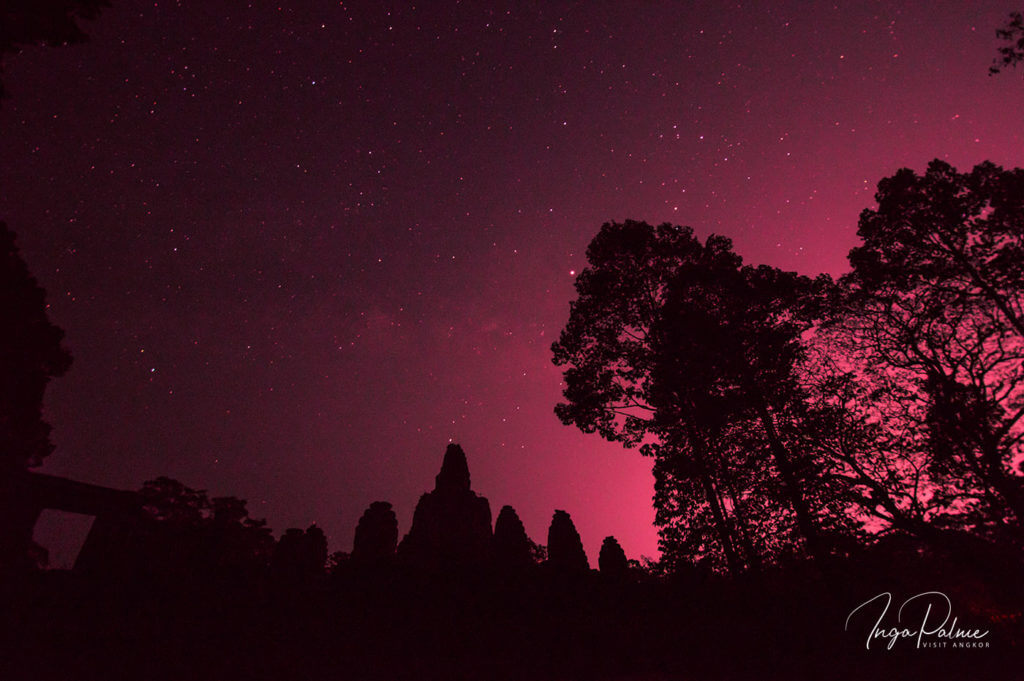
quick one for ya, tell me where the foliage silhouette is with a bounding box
[0,223,73,572]
[550,221,747,572]
[102,476,277,582]
[0,222,72,475]
[552,221,855,572]
[554,176,1024,571]
[838,159,1024,541]
[991,11,1024,76]
[649,242,845,565]
[552,221,697,447]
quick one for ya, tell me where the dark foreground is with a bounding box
[2,549,1021,681]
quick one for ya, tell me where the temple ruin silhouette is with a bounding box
[0,470,142,572]
[398,443,494,569]
[8,443,601,578]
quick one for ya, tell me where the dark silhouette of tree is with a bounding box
[326,550,350,575]
[650,252,852,564]
[598,536,628,577]
[206,495,275,579]
[546,509,588,573]
[552,220,846,572]
[0,0,110,99]
[140,476,208,524]
[552,221,698,447]
[848,160,1024,337]
[839,159,1024,538]
[792,346,948,542]
[122,477,274,581]
[352,501,398,565]
[492,504,533,571]
[551,221,746,572]
[271,524,327,581]
[991,11,1024,76]
[272,528,308,579]
[0,223,72,572]
[0,222,72,475]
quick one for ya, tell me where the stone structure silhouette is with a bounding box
[398,444,492,569]
[272,524,327,581]
[0,470,141,573]
[598,535,629,577]
[546,509,589,573]
[493,504,533,571]
[352,501,398,565]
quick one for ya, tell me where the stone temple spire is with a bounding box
[434,443,471,492]
[398,443,492,570]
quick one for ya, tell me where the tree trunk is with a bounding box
[753,400,828,562]
[722,476,762,571]
[684,426,744,575]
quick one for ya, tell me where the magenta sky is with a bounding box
[4,1,1024,565]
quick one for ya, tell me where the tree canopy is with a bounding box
[555,168,1024,572]
[136,476,275,579]
[991,11,1024,77]
[0,222,72,474]
[552,221,840,571]
[839,160,1024,537]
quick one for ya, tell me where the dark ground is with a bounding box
[2,548,1020,681]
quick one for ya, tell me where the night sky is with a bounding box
[4,1,1024,566]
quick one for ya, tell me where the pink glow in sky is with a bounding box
[4,1,1024,564]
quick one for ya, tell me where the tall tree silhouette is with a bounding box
[0,222,72,475]
[839,160,1024,538]
[551,221,745,572]
[650,251,841,563]
[546,509,589,573]
[352,501,398,565]
[552,221,698,447]
[553,221,845,572]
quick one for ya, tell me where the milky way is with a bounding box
[3,1,1024,565]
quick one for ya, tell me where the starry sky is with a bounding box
[4,1,1024,566]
